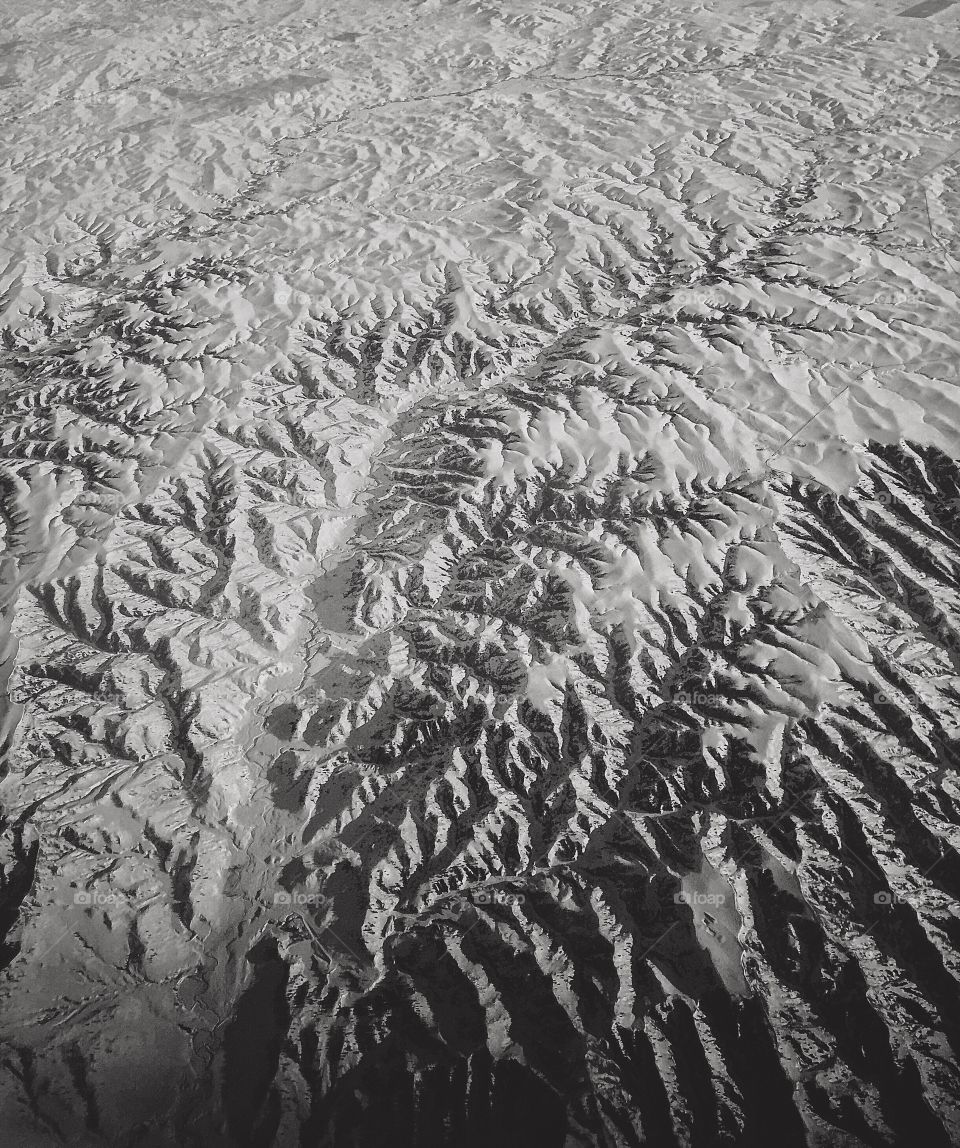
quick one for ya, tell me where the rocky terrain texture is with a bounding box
[2,0,960,1145]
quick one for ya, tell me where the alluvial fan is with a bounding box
[2,0,960,1145]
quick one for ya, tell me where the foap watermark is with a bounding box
[871,290,930,307]
[74,890,121,907]
[471,889,525,907]
[683,90,729,104]
[674,891,727,907]
[273,890,327,907]
[273,290,312,307]
[857,685,902,706]
[92,681,132,707]
[873,890,927,907]
[434,889,526,917]
[673,691,724,708]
